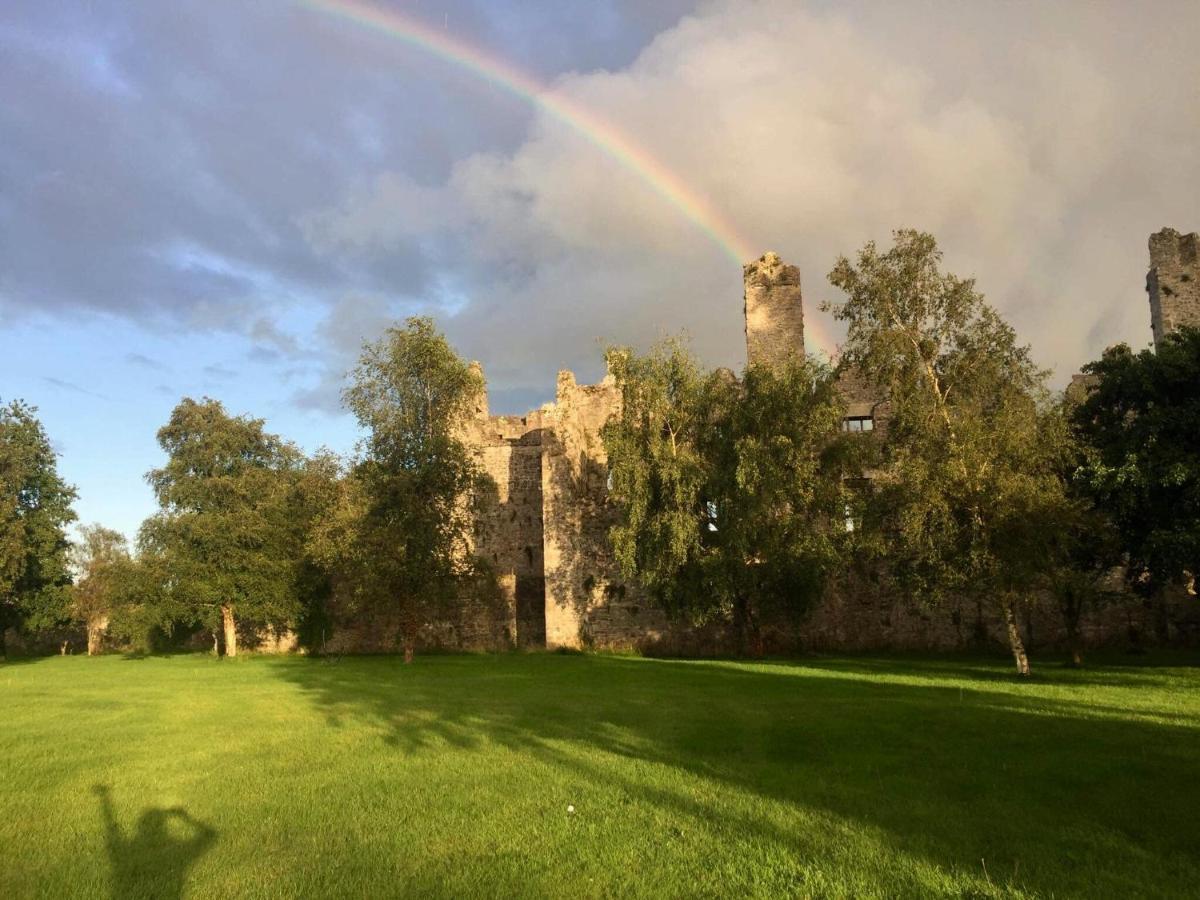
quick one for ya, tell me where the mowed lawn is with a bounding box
[2,652,1198,899]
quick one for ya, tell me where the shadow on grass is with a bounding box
[270,652,1199,896]
[94,784,216,900]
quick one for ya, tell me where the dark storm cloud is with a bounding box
[0,0,701,341]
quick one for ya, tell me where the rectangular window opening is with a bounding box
[842,415,875,433]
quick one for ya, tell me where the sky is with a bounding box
[2,0,1198,541]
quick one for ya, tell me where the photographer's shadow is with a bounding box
[94,785,216,899]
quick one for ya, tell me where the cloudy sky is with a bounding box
[2,0,1198,539]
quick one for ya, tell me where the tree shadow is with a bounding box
[269,653,1200,896]
[93,785,216,900]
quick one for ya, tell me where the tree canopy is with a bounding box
[144,397,306,656]
[0,399,77,654]
[1072,328,1200,605]
[603,340,848,652]
[325,316,489,654]
[826,230,1068,674]
[70,524,130,655]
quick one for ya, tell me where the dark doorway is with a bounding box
[515,575,546,647]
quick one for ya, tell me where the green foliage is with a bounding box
[144,397,307,642]
[70,524,130,650]
[329,317,489,648]
[1072,328,1200,598]
[603,340,847,648]
[102,553,178,655]
[0,399,77,648]
[825,230,1066,672]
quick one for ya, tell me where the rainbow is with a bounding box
[299,0,835,356]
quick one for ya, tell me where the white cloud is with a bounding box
[304,0,1200,404]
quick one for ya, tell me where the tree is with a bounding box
[70,524,131,655]
[145,398,305,657]
[825,230,1064,675]
[103,549,179,655]
[1072,329,1200,631]
[0,400,77,657]
[603,339,848,653]
[333,317,488,657]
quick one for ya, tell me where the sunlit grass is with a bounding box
[2,651,1197,898]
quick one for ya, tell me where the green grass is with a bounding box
[2,652,1198,898]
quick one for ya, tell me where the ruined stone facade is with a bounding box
[452,248,890,651]
[1147,228,1200,350]
[339,229,1197,654]
[460,367,665,650]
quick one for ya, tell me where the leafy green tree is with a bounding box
[334,317,488,657]
[1072,329,1200,629]
[603,340,848,653]
[145,398,306,656]
[288,449,344,651]
[0,400,77,656]
[825,230,1064,675]
[103,550,179,655]
[70,524,131,655]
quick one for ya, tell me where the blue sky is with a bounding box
[2,0,1198,541]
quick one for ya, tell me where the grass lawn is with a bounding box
[1,652,1197,898]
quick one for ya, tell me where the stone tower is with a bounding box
[744,252,805,369]
[1147,228,1200,350]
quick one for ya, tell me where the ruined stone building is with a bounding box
[455,250,889,652]
[339,228,1197,654]
[1147,228,1200,350]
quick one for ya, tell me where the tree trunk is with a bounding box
[221,605,238,658]
[733,596,763,658]
[1065,616,1083,668]
[86,615,107,656]
[1003,598,1031,676]
[1061,597,1083,667]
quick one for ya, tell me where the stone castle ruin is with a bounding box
[328,229,1198,655]
[1148,228,1200,350]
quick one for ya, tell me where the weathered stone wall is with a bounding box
[541,370,667,648]
[1148,228,1200,350]
[461,374,547,648]
[323,592,511,654]
[744,251,805,370]
[835,366,891,436]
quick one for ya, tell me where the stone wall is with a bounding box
[461,376,547,648]
[835,366,891,436]
[744,251,805,370]
[1148,227,1200,350]
[540,370,667,648]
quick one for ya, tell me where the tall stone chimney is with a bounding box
[744,251,805,369]
[1147,228,1200,351]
